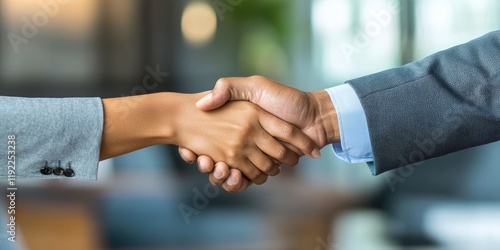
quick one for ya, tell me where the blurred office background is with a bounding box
[1,0,500,249]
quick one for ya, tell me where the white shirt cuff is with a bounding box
[325,84,373,163]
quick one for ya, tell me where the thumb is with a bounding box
[196,78,252,111]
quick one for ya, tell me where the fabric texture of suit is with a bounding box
[348,31,500,175]
[0,97,103,180]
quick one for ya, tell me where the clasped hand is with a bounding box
[178,76,338,193]
[174,92,318,190]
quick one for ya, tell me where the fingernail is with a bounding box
[196,93,212,105]
[227,177,237,186]
[179,152,194,164]
[311,148,321,159]
[214,170,223,179]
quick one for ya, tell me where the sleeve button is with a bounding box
[40,166,53,175]
[53,167,64,176]
[64,168,75,177]
[40,161,52,175]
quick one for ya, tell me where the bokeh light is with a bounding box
[181,1,217,47]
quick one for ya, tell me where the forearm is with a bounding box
[0,97,103,180]
[348,30,500,174]
[100,93,176,160]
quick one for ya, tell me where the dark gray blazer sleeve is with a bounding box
[347,31,500,175]
[0,97,103,180]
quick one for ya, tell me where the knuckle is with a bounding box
[215,78,230,88]
[225,149,239,164]
[239,123,253,135]
[302,140,316,153]
[227,149,237,158]
[249,75,263,81]
[226,158,238,169]
[261,160,275,174]
[247,103,259,112]
[275,145,288,161]
[240,103,259,116]
[254,174,268,185]
[280,124,294,137]
[269,165,280,176]
[289,156,299,166]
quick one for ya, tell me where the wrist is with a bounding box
[149,92,179,145]
[308,90,340,148]
[160,92,210,147]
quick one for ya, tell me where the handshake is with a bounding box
[99,31,500,187]
[100,75,340,193]
[177,76,339,193]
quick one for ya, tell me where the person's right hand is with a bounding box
[196,76,338,147]
[179,76,340,192]
[173,92,318,186]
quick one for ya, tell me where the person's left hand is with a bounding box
[175,92,319,191]
[179,76,338,192]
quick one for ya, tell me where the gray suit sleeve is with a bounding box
[348,31,500,175]
[0,97,103,180]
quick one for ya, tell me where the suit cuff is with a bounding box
[325,84,373,163]
[0,97,104,180]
